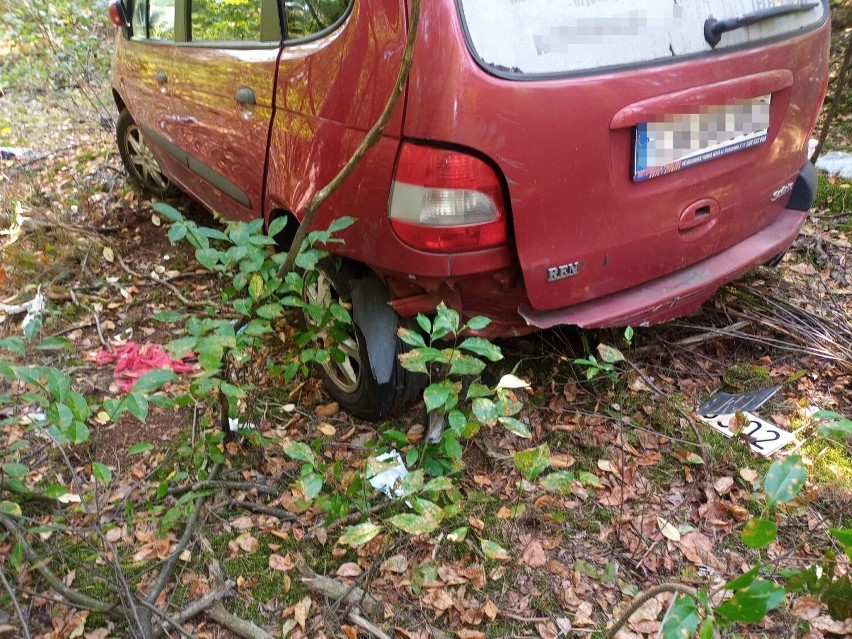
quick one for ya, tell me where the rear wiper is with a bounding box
[704,2,819,48]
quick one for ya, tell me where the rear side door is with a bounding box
[113,0,183,182]
[166,0,282,221]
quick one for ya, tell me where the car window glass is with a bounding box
[131,0,147,38]
[285,0,349,40]
[192,0,262,41]
[149,0,176,40]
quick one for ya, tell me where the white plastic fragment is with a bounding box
[367,451,409,499]
[228,418,257,432]
[814,149,852,180]
[17,287,45,333]
[496,373,531,390]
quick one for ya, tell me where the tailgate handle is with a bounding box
[679,199,720,236]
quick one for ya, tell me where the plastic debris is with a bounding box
[367,451,409,499]
[698,386,780,416]
[228,418,257,432]
[0,287,46,334]
[497,373,531,390]
[815,150,852,180]
[96,341,194,392]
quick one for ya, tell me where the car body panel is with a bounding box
[401,0,829,314]
[168,45,280,220]
[110,0,829,336]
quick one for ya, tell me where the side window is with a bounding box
[285,0,349,40]
[131,0,147,38]
[191,0,263,42]
[149,0,176,40]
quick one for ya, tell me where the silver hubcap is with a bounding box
[125,125,168,191]
[304,271,361,394]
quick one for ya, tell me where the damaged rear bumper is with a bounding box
[519,207,808,329]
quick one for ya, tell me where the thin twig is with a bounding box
[115,251,211,309]
[601,584,703,639]
[134,597,197,639]
[229,499,296,521]
[146,463,223,606]
[0,514,114,613]
[168,480,278,498]
[349,611,393,639]
[0,559,32,639]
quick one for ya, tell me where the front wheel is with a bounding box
[303,262,423,420]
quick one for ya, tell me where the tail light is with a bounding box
[109,0,128,27]
[389,142,508,252]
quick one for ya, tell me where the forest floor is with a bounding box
[1,17,851,639]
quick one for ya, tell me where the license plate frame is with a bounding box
[633,95,771,182]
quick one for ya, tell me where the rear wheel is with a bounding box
[116,109,174,196]
[303,262,423,420]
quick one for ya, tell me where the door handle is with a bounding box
[235,87,256,105]
[155,70,168,84]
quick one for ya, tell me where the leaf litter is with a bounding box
[1,40,851,639]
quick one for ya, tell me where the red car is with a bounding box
[109,0,829,418]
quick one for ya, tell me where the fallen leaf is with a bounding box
[231,515,254,531]
[341,626,358,639]
[293,596,312,630]
[597,459,620,476]
[792,596,823,621]
[657,517,681,541]
[484,599,498,620]
[380,554,409,573]
[535,620,559,639]
[336,562,363,577]
[315,402,339,417]
[522,540,548,568]
[550,453,575,469]
[269,553,294,571]
[740,467,759,483]
[628,596,662,623]
[281,618,297,638]
[676,531,724,570]
[714,476,734,495]
[318,422,336,436]
[227,532,258,556]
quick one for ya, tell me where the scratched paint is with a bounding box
[458,0,826,76]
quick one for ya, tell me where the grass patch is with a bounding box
[209,530,309,622]
[802,438,852,491]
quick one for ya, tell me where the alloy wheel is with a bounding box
[124,124,169,191]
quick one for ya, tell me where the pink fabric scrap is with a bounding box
[96,341,195,392]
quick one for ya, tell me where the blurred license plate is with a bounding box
[634,95,770,182]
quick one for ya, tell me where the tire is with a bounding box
[303,261,424,420]
[116,109,174,196]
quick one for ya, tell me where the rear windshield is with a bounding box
[456,0,827,78]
